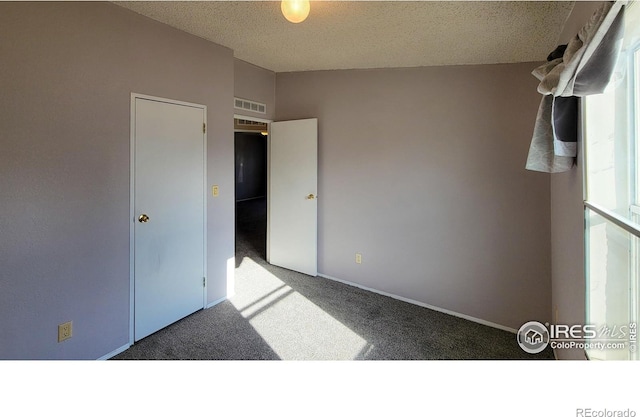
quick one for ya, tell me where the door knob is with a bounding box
[138,214,150,223]
[306,194,316,200]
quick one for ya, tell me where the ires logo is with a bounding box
[517,321,637,354]
[547,324,598,340]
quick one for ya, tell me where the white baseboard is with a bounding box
[206,296,227,309]
[101,297,226,360]
[318,273,517,334]
[97,343,130,360]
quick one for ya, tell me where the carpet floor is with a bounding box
[113,198,554,360]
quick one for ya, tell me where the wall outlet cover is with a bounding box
[58,321,73,343]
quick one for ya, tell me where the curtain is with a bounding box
[525,1,626,173]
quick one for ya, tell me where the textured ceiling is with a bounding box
[114,1,575,72]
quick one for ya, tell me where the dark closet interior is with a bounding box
[235,131,267,201]
[235,131,267,259]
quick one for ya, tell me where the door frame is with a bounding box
[233,113,273,258]
[129,93,208,345]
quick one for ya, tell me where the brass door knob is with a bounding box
[306,194,316,200]
[138,214,150,223]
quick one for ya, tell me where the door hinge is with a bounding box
[203,123,206,134]
[203,277,206,287]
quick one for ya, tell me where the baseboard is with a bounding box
[206,296,227,309]
[100,297,226,359]
[101,297,227,360]
[97,343,130,360]
[318,274,518,334]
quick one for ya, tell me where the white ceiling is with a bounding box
[114,1,575,73]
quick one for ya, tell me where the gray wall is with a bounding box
[0,1,571,358]
[550,159,585,359]
[276,63,552,330]
[550,1,603,360]
[234,59,276,121]
[0,2,235,359]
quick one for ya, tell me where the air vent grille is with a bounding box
[234,119,268,131]
[234,97,266,114]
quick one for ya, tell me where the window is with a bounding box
[584,1,640,360]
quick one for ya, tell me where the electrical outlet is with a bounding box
[212,185,219,197]
[58,321,72,343]
[355,253,362,264]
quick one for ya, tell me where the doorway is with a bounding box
[234,120,269,262]
[234,116,319,276]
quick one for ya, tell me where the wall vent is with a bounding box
[234,119,268,131]
[234,97,266,114]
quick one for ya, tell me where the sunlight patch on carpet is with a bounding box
[232,256,368,360]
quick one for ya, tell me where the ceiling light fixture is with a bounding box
[281,0,310,24]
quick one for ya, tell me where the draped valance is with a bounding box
[525,1,626,173]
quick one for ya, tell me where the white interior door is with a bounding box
[268,118,318,276]
[133,96,206,341]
